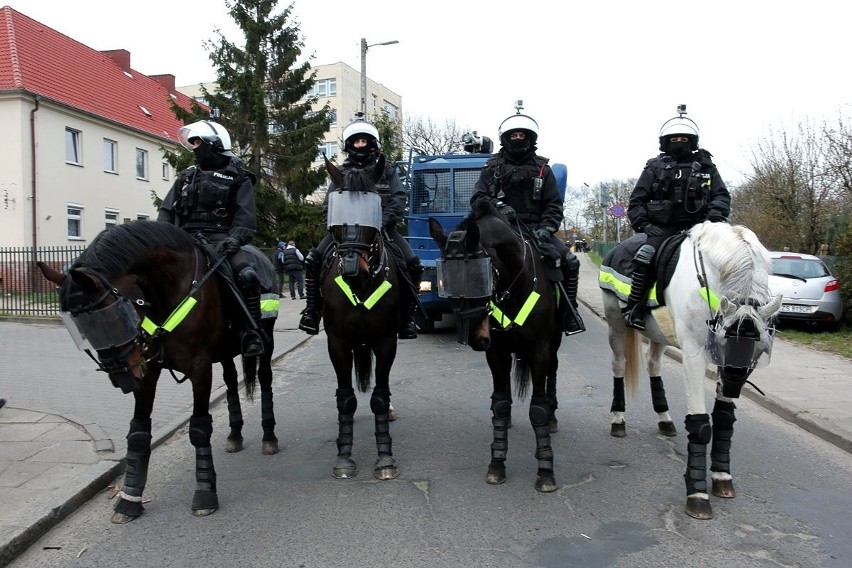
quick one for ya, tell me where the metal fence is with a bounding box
[0,246,86,318]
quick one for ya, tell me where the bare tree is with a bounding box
[403,115,469,155]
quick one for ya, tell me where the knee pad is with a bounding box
[491,395,512,420]
[563,252,580,273]
[237,265,259,289]
[529,402,549,427]
[189,415,213,447]
[336,388,357,415]
[684,414,711,445]
[370,388,391,415]
[712,401,737,430]
[634,244,656,265]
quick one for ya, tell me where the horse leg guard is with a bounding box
[710,400,737,498]
[224,390,244,453]
[299,250,322,335]
[651,376,676,436]
[530,395,557,493]
[684,413,712,519]
[610,377,627,437]
[719,367,751,399]
[113,418,151,522]
[260,389,279,455]
[371,387,398,479]
[333,388,358,479]
[546,375,558,433]
[486,393,511,485]
[189,414,218,515]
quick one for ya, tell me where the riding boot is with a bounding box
[560,264,585,334]
[399,258,423,340]
[240,290,264,357]
[624,262,651,331]
[299,250,322,335]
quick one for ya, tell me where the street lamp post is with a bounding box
[360,38,399,118]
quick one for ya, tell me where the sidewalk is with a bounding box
[2,255,852,566]
[0,296,313,567]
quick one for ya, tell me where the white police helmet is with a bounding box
[659,116,700,150]
[498,113,539,146]
[342,121,381,151]
[178,120,234,156]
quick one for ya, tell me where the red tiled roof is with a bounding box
[0,6,200,143]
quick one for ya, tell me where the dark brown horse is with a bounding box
[429,199,562,492]
[38,220,278,523]
[319,156,403,480]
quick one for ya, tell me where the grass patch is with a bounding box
[774,325,852,360]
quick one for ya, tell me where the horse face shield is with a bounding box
[704,312,774,370]
[437,230,494,346]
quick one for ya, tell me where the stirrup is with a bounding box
[241,331,265,357]
[299,311,320,335]
[398,319,418,340]
[624,305,647,331]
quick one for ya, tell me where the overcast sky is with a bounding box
[17,0,852,192]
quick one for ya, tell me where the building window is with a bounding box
[382,101,399,120]
[65,128,82,165]
[67,204,84,239]
[136,148,148,180]
[105,208,119,230]
[329,109,337,126]
[103,139,117,173]
[316,142,338,161]
[308,78,336,98]
[162,162,170,181]
[137,213,150,221]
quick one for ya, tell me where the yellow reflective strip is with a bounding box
[161,296,198,332]
[334,275,359,306]
[699,286,719,310]
[140,317,158,336]
[599,270,631,297]
[260,298,279,316]
[513,291,540,326]
[363,280,392,310]
[488,302,511,328]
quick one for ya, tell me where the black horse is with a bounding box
[319,156,403,480]
[38,220,278,523]
[429,199,563,492]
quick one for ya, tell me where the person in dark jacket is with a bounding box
[624,105,732,330]
[157,120,264,357]
[470,106,584,334]
[281,240,305,300]
[274,241,287,297]
[298,119,423,339]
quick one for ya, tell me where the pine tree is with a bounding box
[200,0,331,246]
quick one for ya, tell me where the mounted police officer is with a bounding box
[299,118,423,339]
[624,105,731,330]
[470,105,584,334]
[157,120,265,357]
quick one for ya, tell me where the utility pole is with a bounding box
[360,38,398,118]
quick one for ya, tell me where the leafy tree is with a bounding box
[192,0,331,247]
[372,110,404,163]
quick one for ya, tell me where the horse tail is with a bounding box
[513,355,532,400]
[242,356,258,400]
[353,344,373,393]
[623,327,642,398]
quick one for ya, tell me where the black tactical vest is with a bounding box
[486,154,549,224]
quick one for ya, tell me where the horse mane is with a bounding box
[72,221,195,276]
[689,221,772,302]
[342,166,377,192]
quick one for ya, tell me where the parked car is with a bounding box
[767,251,843,330]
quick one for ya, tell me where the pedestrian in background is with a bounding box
[281,240,305,300]
[274,241,287,298]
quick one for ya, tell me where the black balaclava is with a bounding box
[346,136,379,167]
[502,130,535,162]
[193,141,229,170]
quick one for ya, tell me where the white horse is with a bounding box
[600,221,782,519]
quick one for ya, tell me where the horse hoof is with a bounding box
[191,490,218,516]
[224,437,244,453]
[374,466,399,480]
[110,512,140,524]
[658,421,677,437]
[685,496,713,520]
[262,440,280,455]
[549,419,559,433]
[192,507,218,517]
[610,423,627,437]
[333,458,358,479]
[535,470,558,493]
[388,405,397,422]
[485,465,506,485]
[712,478,736,498]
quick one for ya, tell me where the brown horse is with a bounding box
[429,199,563,492]
[319,156,403,480]
[38,220,278,523]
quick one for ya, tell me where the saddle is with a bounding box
[600,232,688,308]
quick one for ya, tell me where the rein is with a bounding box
[487,228,542,329]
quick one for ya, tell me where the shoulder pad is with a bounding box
[696,148,715,166]
[532,155,550,167]
[485,155,503,167]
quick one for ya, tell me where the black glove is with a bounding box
[642,223,664,238]
[707,209,727,222]
[219,236,242,257]
[497,202,516,221]
[533,227,552,244]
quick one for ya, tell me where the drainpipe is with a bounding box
[30,95,40,252]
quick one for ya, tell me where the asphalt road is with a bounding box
[10,306,852,568]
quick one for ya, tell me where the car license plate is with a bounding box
[781,304,812,314]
